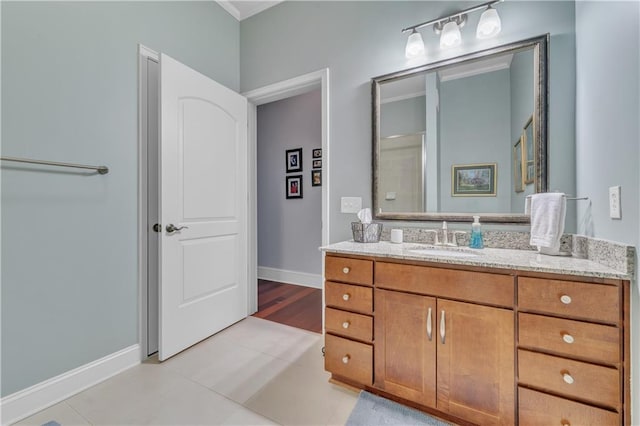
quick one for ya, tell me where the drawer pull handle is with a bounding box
[342,355,350,364]
[562,333,575,344]
[562,372,574,384]
[561,421,571,426]
[427,308,433,341]
[560,294,572,304]
[342,293,351,301]
[440,310,446,344]
[342,267,350,274]
[342,321,350,329]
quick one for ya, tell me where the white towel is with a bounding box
[528,193,566,255]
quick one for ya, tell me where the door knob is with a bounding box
[153,223,161,232]
[166,224,189,233]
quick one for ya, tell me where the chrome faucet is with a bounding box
[441,221,449,245]
[424,229,439,245]
[424,223,466,247]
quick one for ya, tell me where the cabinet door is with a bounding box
[437,300,514,425]
[374,289,437,408]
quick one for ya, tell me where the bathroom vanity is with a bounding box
[322,241,633,425]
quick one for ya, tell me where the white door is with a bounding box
[158,53,248,361]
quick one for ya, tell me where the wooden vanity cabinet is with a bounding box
[517,275,627,425]
[374,265,515,426]
[323,253,630,426]
[323,255,374,386]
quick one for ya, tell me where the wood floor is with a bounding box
[252,279,322,333]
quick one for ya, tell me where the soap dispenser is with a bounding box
[469,215,484,249]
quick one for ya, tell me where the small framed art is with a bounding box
[286,175,303,199]
[523,115,535,184]
[286,148,302,173]
[312,159,322,169]
[312,148,322,158]
[513,137,524,193]
[311,170,321,187]
[451,163,497,196]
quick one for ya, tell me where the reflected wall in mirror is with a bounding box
[373,35,548,223]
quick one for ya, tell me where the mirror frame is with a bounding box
[372,34,549,224]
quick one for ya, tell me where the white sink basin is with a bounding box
[407,248,480,258]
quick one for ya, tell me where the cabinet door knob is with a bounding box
[342,293,350,301]
[342,267,350,274]
[426,307,433,341]
[342,321,350,329]
[440,310,446,344]
[342,355,350,364]
[560,294,572,304]
[562,372,574,384]
[562,333,575,344]
[561,421,571,426]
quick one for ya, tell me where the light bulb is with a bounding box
[440,21,461,49]
[476,7,502,39]
[405,29,425,58]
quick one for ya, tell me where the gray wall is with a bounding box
[574,1,639,422]
[240,1,577,238]
[439,70,511,213]
[380,95,426,138]
[257,90,322,275]
[510,49,535,211]
[1,1,239,396]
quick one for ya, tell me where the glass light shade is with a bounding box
[476,7,502,39]
[405,30,425,58]
[440,21,461,49]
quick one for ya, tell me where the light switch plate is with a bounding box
[341,197,362,213]
[609,186,621,219]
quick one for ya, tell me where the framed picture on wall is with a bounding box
[286,175,303,199]
[312,148,322,158]
[311,170,322,187]
[312,159,322,169]
[286,148,303,173]
[451,163,497,196]
[523,115,535,184]
[513,137,524,193]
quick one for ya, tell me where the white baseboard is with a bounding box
[1,344,141,425]
[258,266,322,289]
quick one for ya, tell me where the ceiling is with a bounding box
[217,0,283,21]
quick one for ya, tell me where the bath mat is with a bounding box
[346,391,453,426]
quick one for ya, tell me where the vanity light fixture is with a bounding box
[439,19,463,49]
[476,5,502,39]
[402,0,503,58]
[405,29,426,58]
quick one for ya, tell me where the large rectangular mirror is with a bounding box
[373,35,548,223]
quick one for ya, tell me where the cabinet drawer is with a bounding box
[324,334,372,385]
[519,387,619,426]
[518,277,620,324]
[518,350,620,410]
[519,313,620,365]
[325,281,373,314]
[325,307,372,342]
[325,256,373,286]
[375,262,514,307]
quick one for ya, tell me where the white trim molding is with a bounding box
[243,68,330,247]
[243,68,330,313]
[258,266,322,289]
[1,345,140,425]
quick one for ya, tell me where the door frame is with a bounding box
[138,45,160,358]
[242,69,330,314]
[137,43,330,356]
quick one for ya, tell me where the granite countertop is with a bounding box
[321,240,632,280]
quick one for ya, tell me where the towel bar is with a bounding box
[1,156,109,174]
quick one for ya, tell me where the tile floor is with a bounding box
[15,317,358,425]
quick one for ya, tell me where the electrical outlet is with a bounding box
[609,186,621,219]
[341,197,362,213]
